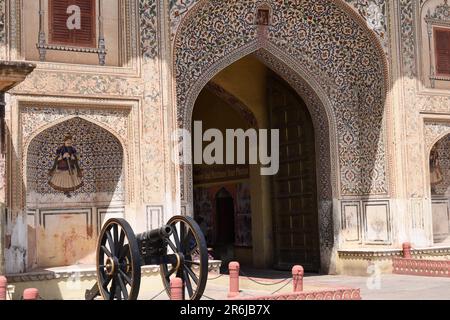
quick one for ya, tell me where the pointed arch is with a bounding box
[24,117,127,206]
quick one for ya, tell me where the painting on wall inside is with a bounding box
[430,139,450,195]
[193,182,253,248]
[430,142,444,191]
[235,182,252,247]
[48,134,83,197]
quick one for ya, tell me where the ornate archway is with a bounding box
[174,0,389,271]
[428,133,450,245]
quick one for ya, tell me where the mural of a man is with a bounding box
[48,134,83,195]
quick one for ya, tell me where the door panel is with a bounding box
[268,73,320,272]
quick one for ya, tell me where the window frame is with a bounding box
[433,26,450,77]
[48,0,97,48]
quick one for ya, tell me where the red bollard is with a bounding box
[403,242,412,259]
[23,288,39,300]
[228,261,240,298]
[0,276,7,300]
[170,277,183,300]
[292,265,304,292]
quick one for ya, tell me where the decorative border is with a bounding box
[169,0,389,50]
[393,257,450,277]
[338,246,450,259]
[234,288,361,300]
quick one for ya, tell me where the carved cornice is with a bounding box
[338,247,450,259]
[0,61,36,91]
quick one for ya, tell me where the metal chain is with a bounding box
[149,289,167,300]
[239,270,290,286]
[207,273,225,280]
[270,278,293,295]
[201,294,215,300]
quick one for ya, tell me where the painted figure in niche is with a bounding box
[430,144,443,191]
[48,134,83,197]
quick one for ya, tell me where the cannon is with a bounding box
[85,215,208,300]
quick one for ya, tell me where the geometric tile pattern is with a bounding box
[174,0,389,196]
[26,117,124,204]
[169,0,388,47]
[140,0,158,60]
[169,0,199,39]
[21,107,129,146]
[343,0,387,42]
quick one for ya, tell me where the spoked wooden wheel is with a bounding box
[97,218,141,300]
[160,216,208,300]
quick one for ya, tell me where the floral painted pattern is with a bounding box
[174,0,388,196]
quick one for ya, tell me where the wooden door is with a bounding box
[268,73,320,271]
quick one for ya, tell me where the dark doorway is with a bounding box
[214,188,236,266]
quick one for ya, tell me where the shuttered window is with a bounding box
[434,28,450,76]
[49,0,96,47]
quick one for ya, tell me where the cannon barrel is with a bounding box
[137,225,173,243]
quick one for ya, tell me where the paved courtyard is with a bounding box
[304,274,450,300]
[7,265,450,300]
[139,269,450,300]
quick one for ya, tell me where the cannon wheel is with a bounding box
[96,218,141,300]
[160,216,208,300]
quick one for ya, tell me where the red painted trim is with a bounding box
[231,288,361,301]
[393,258,450,278]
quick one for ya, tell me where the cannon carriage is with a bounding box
[85,215,208,300]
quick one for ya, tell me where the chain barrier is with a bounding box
[207,273,225,281]
[160,269,294,300]
[149,289,166,300]
[270,278,293,295]
[239,269,291,286]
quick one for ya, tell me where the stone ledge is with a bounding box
[233,288,361,301]
[338,246,450,260]
[6,260,222,283]
[0,60,37,91]
[393,258,450,277]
